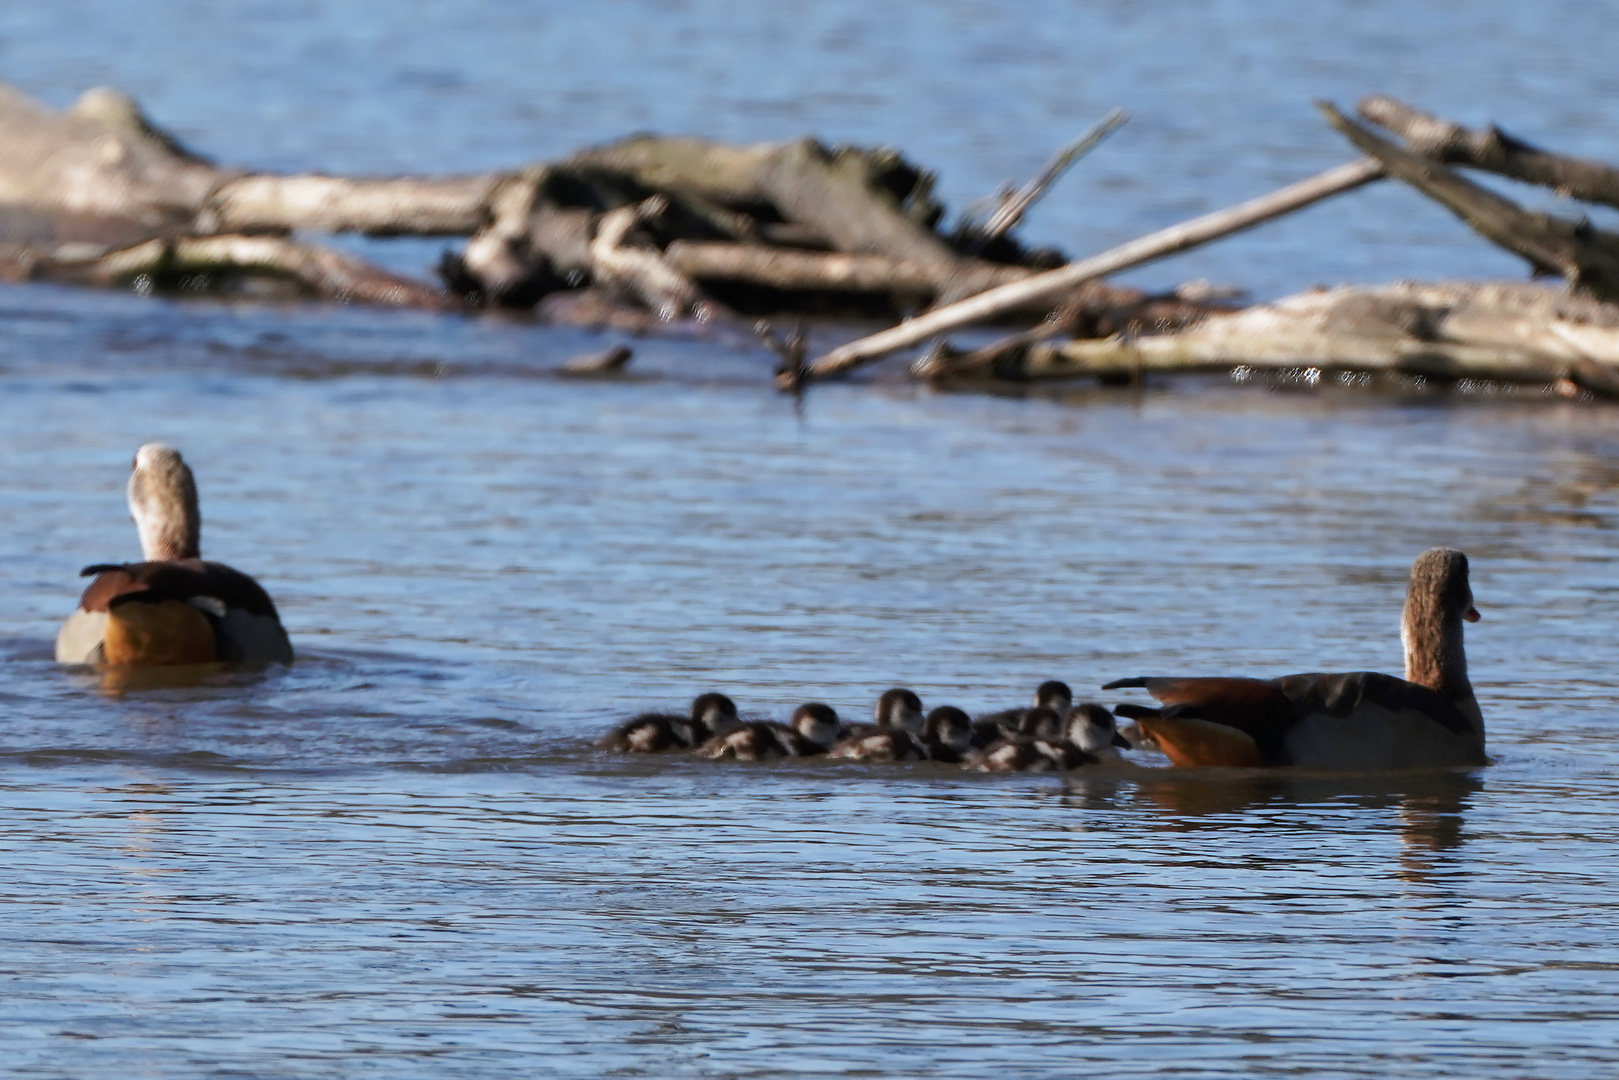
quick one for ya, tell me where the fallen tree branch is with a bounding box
[797,157,1385,386]
[1320,101,1619,300]
[912,280,1241,379]
[1015,281,1619,397]
[980,108,1129,240]
[208,172,508,235]
[568,135,956,264]
[41,234,455,308]
[663,240,1032,295]
[1358,95,1619,210]
[588,196,712,318]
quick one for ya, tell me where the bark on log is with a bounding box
[28,234,454,308]
[1320,102,1619,300]
[1358,95,1619,209]
[663,241,1032,295]
[1016,281,1619,397]
[567,135,968,279]
[0,84,1063,319]
[588,197,711,318]
[799,158,1386,385]
[913,280,1241,379]
[208,173,507,235]
[0,84,218,247]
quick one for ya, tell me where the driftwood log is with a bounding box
[16,78,1619,404]
[1358,95,1619,210]
[1009,282,1619,398]
[0,81,1071,323]
[885,97,1619,398]
[1322,102,1619,302]
[799,159,1385,384]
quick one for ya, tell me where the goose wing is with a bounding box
[1272,671,1474,736]
[78,559,281,618]
[1103,676,1295,766]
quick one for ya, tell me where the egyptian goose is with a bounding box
[697,702,842,761]
[1105,548,1486,770]
[600,692,740,753]
[971,680,1072,748]
[828,688,930,761]
[55,443,293,666]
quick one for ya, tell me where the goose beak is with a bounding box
[1465,605,1481,623]
[1111,732,1132,749]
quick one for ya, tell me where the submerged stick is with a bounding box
[798,158,1385,386]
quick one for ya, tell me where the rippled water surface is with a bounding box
[5,3,1619,1077]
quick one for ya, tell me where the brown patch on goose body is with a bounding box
[1132,715,1265,768]
[102,598,217,666]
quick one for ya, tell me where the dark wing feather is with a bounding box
[1273,671,1474,736]
[76,559,280,619]
[1104,676,1297,761]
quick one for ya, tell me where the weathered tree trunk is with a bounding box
[1358,95,1619,210]
[663,241,1032,295]
[208,173,507,235]
[1013,281,1619,397]
[0,84,1037,318]
[1320,102,1619,301]
[587,196,715,318]
[913,281,1243,379]
[799,159,1385,385]
[29,234,452,308]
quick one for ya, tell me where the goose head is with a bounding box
[875,687,926,734]
[790,702,842,749]
[128,442,200,562]
[1401,547,1478,699]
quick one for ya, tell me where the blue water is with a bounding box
[2,3,1619,1077]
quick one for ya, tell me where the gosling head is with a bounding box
[1065,704,1129,752]
[790,702,842,748]
[1019,705,1063,739]
[690,692,741,739]
[924,705,973,753]
[1033,679,1073,715]
[127,442,200,562]
[875,688,926,734]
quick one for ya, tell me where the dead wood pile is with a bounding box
[9,80,1619,400]
[807,95,1619,398]
[0,82,1194,333]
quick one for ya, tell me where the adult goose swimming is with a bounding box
[1104,548,1486,770]
[55,443,294,666]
